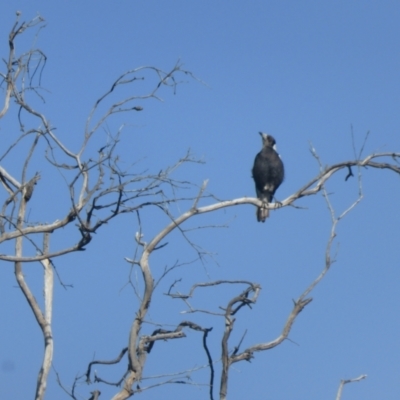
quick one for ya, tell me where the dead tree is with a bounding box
[1,12,398,400]
[0,13,202,400]
[80,142,398,399]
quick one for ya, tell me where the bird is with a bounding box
[23,174,40,202]
[252,132,284,222]
[23,180,36,202]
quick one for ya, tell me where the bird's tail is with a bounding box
[257,206,269,222]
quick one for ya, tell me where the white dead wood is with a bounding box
[335,374,367,400]
[1,12,398,400]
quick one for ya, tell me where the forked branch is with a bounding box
[335,374,367,400]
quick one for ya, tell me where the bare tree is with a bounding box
[1,13,398,400]
[1,13,203,400]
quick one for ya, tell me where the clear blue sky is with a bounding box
[0,1,399,399]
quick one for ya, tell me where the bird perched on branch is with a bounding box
[23,174,40,202]
[252,133,284,222]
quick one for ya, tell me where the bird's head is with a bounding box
[259,132,277,149]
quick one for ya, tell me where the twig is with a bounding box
[335,374,367,400]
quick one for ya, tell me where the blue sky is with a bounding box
[0,1,399,399]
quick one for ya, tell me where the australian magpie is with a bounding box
[252,133,284,222]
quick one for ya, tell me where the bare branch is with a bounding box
[88,391,101,400]
[335,374,367,400]
[84,348,128,384]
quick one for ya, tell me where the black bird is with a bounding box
[252,133,284,222]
